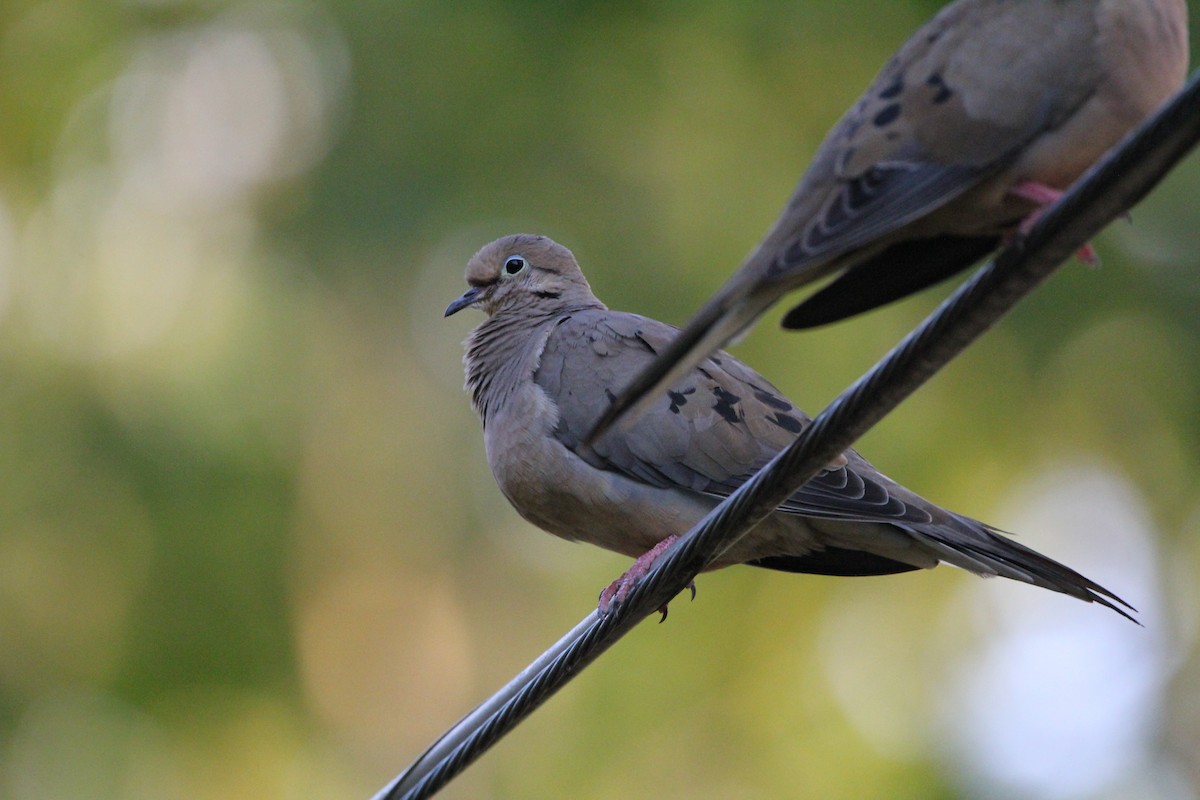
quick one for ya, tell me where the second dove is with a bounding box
[592,0,1189,442]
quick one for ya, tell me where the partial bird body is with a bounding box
[448,234,1132,618]
[589,0,1188,443]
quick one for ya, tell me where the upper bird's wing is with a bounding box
[585,0,1105,444]
[762,0,1102,276]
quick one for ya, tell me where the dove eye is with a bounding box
[503,256,527,276]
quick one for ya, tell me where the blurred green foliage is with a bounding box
[1,1,1199,798]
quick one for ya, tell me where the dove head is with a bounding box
[445,234,602,318]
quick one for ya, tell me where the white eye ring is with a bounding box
[503,256,527,276]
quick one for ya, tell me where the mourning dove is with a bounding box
[446,234,1131,618]
[589,0,1189,443]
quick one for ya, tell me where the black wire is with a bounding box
[378,70,1200,800]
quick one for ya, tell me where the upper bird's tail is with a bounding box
[780,234,1001,329]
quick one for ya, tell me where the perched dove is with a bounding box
[446,234,1131,619]
[589,0,1189,443]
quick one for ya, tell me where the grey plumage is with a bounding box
[447,234,1132,618]
[589,0,1189,444]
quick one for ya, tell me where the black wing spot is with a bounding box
[605,388,617,404]
[872,103,902,128]
[712,386,743,424]
[925,73,954,105]
[878,75,904,100]
[753,389,792,412]
[667,387,695,414]
[769,413,804,434]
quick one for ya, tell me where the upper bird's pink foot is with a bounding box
[598,535,696,621]
[1008,181,1100,266]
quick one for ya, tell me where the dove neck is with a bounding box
[465,306,589,427]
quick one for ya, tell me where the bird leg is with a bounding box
[1007,181,1100,265]
[598,535,697,621]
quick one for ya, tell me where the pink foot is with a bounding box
[1008,181,1099,266]
[598,535,696,621]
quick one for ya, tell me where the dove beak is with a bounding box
[444,286,483,317]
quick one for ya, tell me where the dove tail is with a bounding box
[781,234,1001,329]
[908,523,1137,622]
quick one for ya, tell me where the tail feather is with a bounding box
[781,234,1000,329]
[908,526,1137,622]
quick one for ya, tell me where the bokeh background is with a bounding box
[2,1,1199,798]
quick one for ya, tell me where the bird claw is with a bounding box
[652,580,697,623]
[1076,242,1101,268]
[1009,180,1065,208]
[597,535,696,620]
[1008,181,1100,266]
